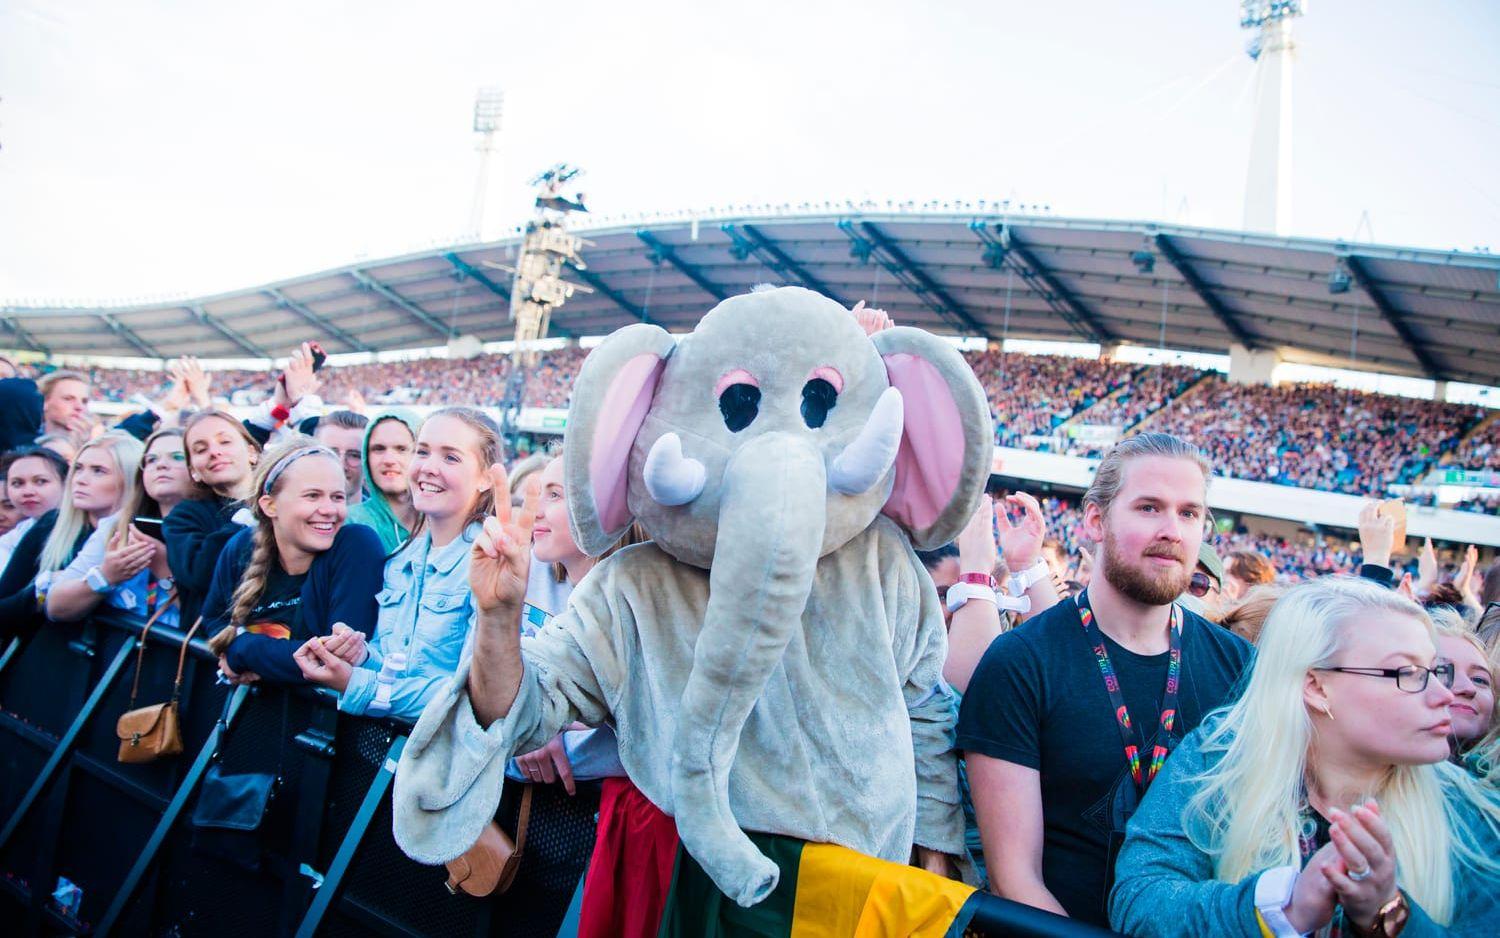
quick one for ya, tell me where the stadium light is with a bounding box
[1328,268,1352,294]
[473,88,504,133]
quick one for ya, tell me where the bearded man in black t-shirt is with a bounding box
[956,432,1252,928]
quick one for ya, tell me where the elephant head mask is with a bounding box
[563,285,992,904]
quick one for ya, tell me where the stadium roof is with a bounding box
[4,213,1498,386]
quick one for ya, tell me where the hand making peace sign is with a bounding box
[470,463,540,614]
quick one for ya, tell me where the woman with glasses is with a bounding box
[1110,576,1500,937]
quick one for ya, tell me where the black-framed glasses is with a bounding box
[1314,662,1456,693]
[1188,571,1216,598]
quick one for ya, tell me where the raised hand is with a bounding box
[274,342,321,410]
[1357,500,1395,569]
[850,299,894,336]
[1417,538,1438,595]
[470,464,539,614]
[998,491,1046,570]
[179,356,212,409]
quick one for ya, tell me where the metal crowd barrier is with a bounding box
[0,612,1119,937]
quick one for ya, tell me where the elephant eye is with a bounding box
[718,383,761,432]
[800,378,838,429]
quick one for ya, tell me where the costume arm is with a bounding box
[392,591,618,865]
[896,549,966,857]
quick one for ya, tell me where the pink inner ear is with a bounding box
[881,353,963,532]
[590,353,665,534]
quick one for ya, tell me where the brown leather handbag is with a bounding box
[116,606,201,764]
[445,784,533,897]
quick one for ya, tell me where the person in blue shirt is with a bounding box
[291,407,502,721]
[202,437,383,685]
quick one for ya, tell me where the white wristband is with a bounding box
[1254,865,1306,937]
[945,582,998,614]
[1007,558,1050,594]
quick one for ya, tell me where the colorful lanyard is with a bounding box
[144,573,159,618]
[1074,589,1183,794]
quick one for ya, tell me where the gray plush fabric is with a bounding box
[392,521,965,872]
[395,286,991,906]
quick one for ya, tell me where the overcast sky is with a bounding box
[1,0,1496,304]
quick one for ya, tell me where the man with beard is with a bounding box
[955,433,1251,927]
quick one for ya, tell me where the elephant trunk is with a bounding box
[670,432,827,907]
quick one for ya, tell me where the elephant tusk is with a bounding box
[829,386,904,495]
[644,432,707,506]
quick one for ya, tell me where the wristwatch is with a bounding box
[85,565,112,594]
[1346,893,1409,937]
[157,576,175,593]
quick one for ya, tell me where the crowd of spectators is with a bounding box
[27,347,1500,511]
[1143,376,1488,495]
[961,350,1136,448]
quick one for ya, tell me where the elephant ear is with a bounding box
[564,323,677,555]
[870,328,993,550]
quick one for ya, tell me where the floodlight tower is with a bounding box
[1241,1,1305,235]
[468,87,505,241]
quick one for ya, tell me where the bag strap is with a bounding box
[512,784,534,858]
[169,615,204,702]
[126,593,182,709]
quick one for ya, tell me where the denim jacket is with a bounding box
[338,523,478,720]
[1109,720,1500,937]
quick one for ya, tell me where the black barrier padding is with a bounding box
[0,614,1124,938]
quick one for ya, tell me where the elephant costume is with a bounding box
[393,286,992,907]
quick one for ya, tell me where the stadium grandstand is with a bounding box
[4,211,1498,555]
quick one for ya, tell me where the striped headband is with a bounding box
[262,444,338,495]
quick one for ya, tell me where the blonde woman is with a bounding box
[47,428,191,624]
[1429,608,1497,773]
[0,432,142,643]
[1110,577,1500,937]
[199,438,383,685]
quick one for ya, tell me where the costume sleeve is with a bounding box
[892,548,966,856]
[1107,739,1262,937]
[392,577,621,865]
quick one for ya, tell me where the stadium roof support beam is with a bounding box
[721,223,846,306]
[99,314,161,358]
[841,220,991,339]
[266,287,375,354]
[189,305,269,359]
[443,253,510,302]
[0,316,48,355]
[998,232,1115,344]
[568,263,652,325]
[636,230,728,302]
[1344,255,1445,381]
[348,270,451,340]
[1154,234,1261,349]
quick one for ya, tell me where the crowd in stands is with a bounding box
[22,344,1500,524]
[961,349,1136,448]
[1143,376,1487,495]
[1,306,1498,938]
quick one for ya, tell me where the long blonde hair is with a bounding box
[40,431,143,573]
[226,437,342,628]
[1186,576,1500,923]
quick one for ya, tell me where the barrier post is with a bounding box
[280,703,340,934]
[95,684,250,938]
[293,734,406,938]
